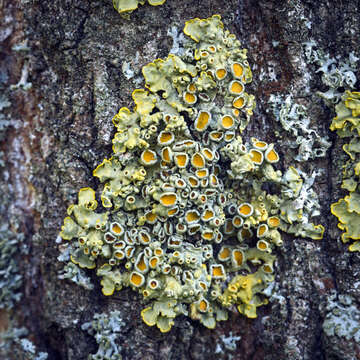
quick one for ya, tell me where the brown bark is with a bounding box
[1,0,360,359]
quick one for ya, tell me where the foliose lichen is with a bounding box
[0,327,48,360]
[0,69,25,310]
[81,311,125,360]
[57,242,94,290]
[330,91,360,251]
[267,94,331,162]
[215,331,241,357]
[112,0,166,17]
[0,71,11,167]
[323,292,360,342]
[303,40,359,105]
[59,15,324,332]
[0,223,24,309]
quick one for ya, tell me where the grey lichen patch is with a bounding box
[262,279,287,319]
[121,57,145,88]
[294,169,322,217]
[323,292,360,342]
[167,25,187,57]
[121,60,136,80]
[0,71,11,167]
[214,331,241,359]
[0,223,25,310]
[9,61,32,91]
[267,94,331,162]
[0,327,48,360]
[81,310,125,360]
[58,247,94,291]
[303,40,359,104]
[0,20,29,313]
[93,59,119,145]
[0,89,25,309]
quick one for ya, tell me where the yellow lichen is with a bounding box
[59,15,324,334]
[195,111,211,132]
[113,0,167,16]
[330,91,360,250]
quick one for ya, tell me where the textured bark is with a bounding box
[1,0,360,359]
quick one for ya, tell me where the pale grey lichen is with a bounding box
[0,94,11,112]
[323,292,360,342]
[0,68,25,310]
[293,168,322,218]
[58,262,94,290]
[0,84,11,166]
[262,280,287,319]
[267,41,358,163]
[215,331,241,356]
[167,25,186,57]
[0,223,24,309]
[121,61,136,80]
[81,311,125,360]
[11,40,30,53]
[268,94,331,162]
[20,339,39,355]
[10,61,32,91]
[303,40,359,104]
[0,327,48,360]
[58,244,94,290]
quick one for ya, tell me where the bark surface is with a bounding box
[1,0,360,359]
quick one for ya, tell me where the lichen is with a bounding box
[0,58,25,312]
[112,0,167,17]
[0,223,24,309]
[215,331,241,358]
[0,327,48,360]
[268,94,331,162]
[59,15,323,332]
[330,91,360,251]
[58,240,95,290]
[0,72,11,167]
[303,40,359,105]
[323,292,360,342]
[9,61,32,91]
[81,311,125,360]
[58,258,94,291]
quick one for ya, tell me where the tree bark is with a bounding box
[1,0,360,359]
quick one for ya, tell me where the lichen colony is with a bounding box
[59,15,323,332]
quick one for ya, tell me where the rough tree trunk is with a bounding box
[1,0,360,359]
